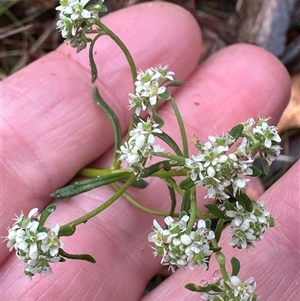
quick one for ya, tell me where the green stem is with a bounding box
[170,98,189,157]
[215,251,230,282]
[94,21,138,169]
[110,183,179,217]
[78,167,129,177]
[186,187,197,232]
[164,177,184,196]
[154,152,186,163]
[61,174,136,228]
[96,21,137,88]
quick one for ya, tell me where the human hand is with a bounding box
[1,2,298,300]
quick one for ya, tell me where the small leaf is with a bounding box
[229,124,244,141]
[185,283,202,292]
[185,283,211,292]
[231,257,240,276]
[181,189,191,213]
[59,248,96,263]
[39,204,56,228]
[166,80,186,87]
[211,284,223,293]
[130,179,148,189]
[141,160,174,178]
[155,132,183,156]
[259,151,270,175]
[214,218,225,243]
[93,87,122,160]
[223,201,236,211]
[59,224,76,236]
[89,33,102,83]
[152,110,164,127]
[180,177,194,190]
[159,91,171,100]
[235,191,253,212]
[249,165,262,177]
[51,172,130,199]
[167,180,177,216]
[205,204,227,219]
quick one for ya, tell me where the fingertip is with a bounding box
[59,1,202,86]
[171,43,291,138]
[201,43,291,121]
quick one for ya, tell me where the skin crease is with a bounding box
[1,2,298,301]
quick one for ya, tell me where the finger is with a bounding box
[1,44,291,300]
[142,161,299,301]
[1,1,201,262]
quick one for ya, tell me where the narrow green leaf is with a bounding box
[119,178,148,189]
[159,90,171,100]
[59,224,76,236]
[235,191,253,212]
[229,124,244,141]
[51,172,130,199]
[89,33,102,83]
[231,257,240,276]
[249,165,262,177]
[141,160,174,178]
[185,283,212,292]
[180,177,194,190]
[223,201,236,211]
[39,204,56,229]
[181,189,191,213]
[93,87,122,160]
[260,151,270,175]
[166,179,177,216]
[185,283,201,292]
[131,179,148,188]
[59,248,96,263]
[205,204,227,219]
[155,132,183,156]
[166,80,186,87]
[211,285,224,292]
[152,110,165,127]
[214,218,225,243]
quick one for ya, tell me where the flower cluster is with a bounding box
[225,201,275,249]
[185,133,254,200]
[200,276,257,301]
[4,208,63,277]
[250,118,281,164]
[129,66,176,115]
[56,0,107,50]
[148,215,215,272]
[185,118,281,200]
[118,118,164,174]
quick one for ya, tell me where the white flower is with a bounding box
[57,0,91,21]
[253,118,281,148]
[226,201,275,249]
[41,223,63,256]
[5,208,64,278]
[200,275,257,300]
[118,119,163,173]
[148,216,215,272]
[185,131,256,200]
[129,66,177,115]
[185,155,204,181]
[128,93,146,115]
[230,276,257,300]
[56,16,76,38]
